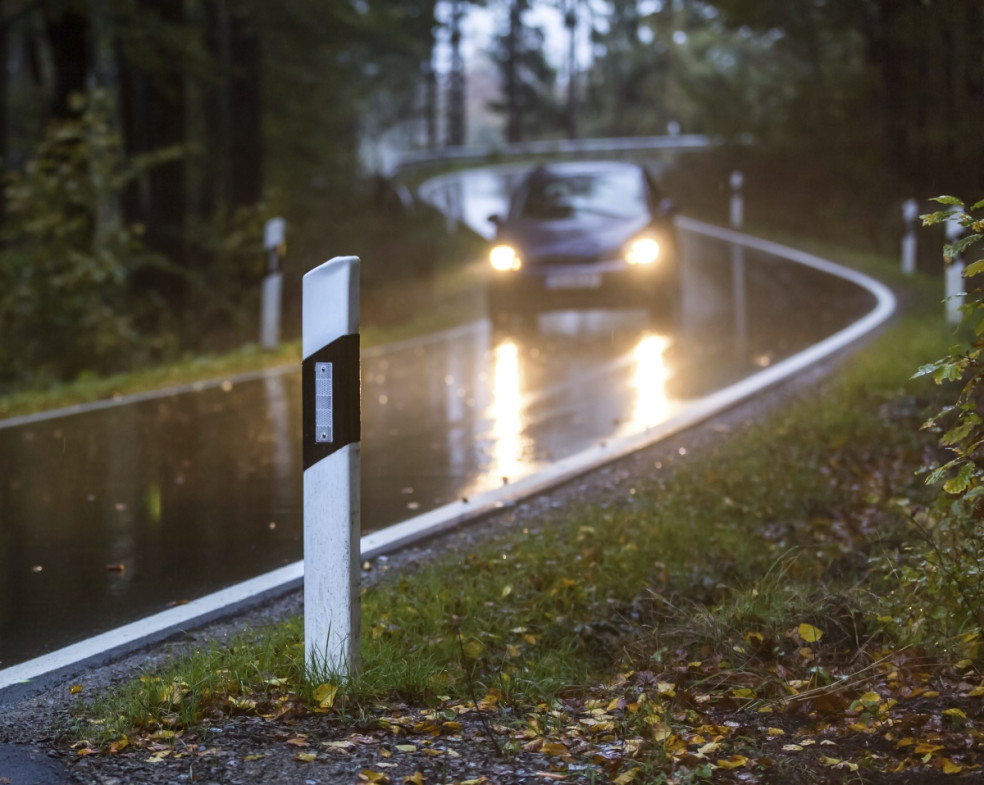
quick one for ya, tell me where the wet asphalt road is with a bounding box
[0,226,874,670]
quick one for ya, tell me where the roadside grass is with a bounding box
[0,260,486,421]
[71,297,972,781]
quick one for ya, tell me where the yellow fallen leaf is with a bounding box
[798,623,824,643]
[767,728,785,737]
[858,691,882,705]
[732,688,755,699]
[244,754,264,761]
[402,774,425,785]
[967,686,984,697]
[942,759,963,775]
[360,770,390,783]
[396,744,417,753]
[295,752,317,763]
[782,744,804,752]
[286,736,310,747]
[69,684,83,695]
[463,639,484,659]
[313,683,338,709]
[613,768,639,785]
[943,708,967,720]
[149,730,177,740]
[501,585,513,598]
[717,754,748,769]
[698,741,720,754]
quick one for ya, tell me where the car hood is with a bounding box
[501,214,652,263]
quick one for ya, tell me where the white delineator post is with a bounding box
[729,170,744,230]
[945,208,965,325]
[729,171,748,356]
[261,218,286,349]
[302,256,361,676]
[901,198,918,275]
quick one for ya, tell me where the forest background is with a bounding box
[0,0,981,389]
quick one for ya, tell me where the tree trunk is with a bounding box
[205,0,262,215]
[44,3,87,118]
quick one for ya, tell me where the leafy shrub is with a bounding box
[0,90,177,386]
[880,197,984,648]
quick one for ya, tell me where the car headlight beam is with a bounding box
[490,244,522,271]
[626,237,661,266]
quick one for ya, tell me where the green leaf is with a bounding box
[946,235,981,259]
[966,258,984,279]
[941,416,980,446]
[932,195,965,207]
[943,463,975,495]
[922,210,955,226]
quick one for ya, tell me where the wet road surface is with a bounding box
[0,228,874,669]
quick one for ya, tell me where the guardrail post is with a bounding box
[302,256,361,677]
[901,199,918,275]
[260,218,286,349]
[945,208,965,325]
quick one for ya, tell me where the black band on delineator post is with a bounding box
[302,333,360,470]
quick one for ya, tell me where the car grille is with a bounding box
[532,253,609,267]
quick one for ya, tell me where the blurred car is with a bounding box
[486,161,679,323]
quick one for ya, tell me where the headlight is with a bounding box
[625,236,661,266]
[490,244,522,271]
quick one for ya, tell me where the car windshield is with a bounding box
[517,169,648,221]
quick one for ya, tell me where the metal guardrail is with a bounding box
[387,133,752,176]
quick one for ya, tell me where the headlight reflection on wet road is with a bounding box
[488,340,527,484]
[630,333,673,430]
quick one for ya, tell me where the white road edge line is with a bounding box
[0,220,896,693]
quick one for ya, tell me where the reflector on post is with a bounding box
[302,256,361,677]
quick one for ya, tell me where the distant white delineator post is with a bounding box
[945,208,965,325]
[261,218,286,349]
[302,256,361,676]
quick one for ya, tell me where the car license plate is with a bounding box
[545,272,602,290]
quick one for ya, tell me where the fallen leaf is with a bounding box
[360,770,391,783]
[613,768,639,785]
[244,754,264,761]
[717,754,749,769]
[69,684,83,695]
[942,759,963,775]
[463,639,484,659]
[313,683,338,709]
[798,623,824,643]
[295,752,317,762]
